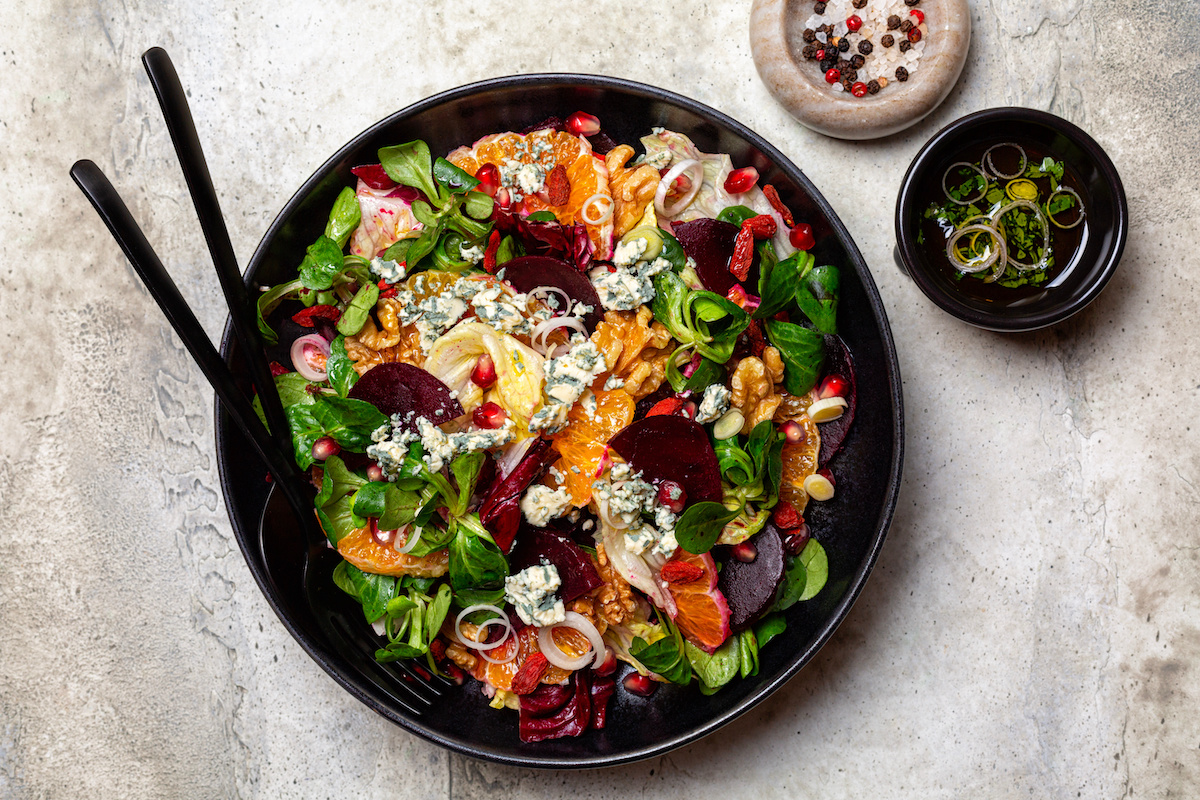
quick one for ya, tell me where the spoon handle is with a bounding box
[69,159,321,545]
[139,46,293,461]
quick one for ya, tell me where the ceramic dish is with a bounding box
[216,74,904,767]
[894,106,1128,331]
[750,0,970,140]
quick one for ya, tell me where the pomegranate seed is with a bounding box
[818,468,835,486]
[594,646,618,677]
[818,374,849,400]
[723,166,760,194]
[781,420,807,444]
[789,223,815,250]
[566,111,601,137]
[311,436,340,461]
[366,463,385,482]
[442,662,466,686]
[682,401,697,420]
[732,541,758,563]
[656,480,687,514]
[475,163,500,197]
[773,501,803,530]
[846,14,862,31]
[471,354,497,389]
[370,520,398,548]
[908,26,922,42]
[784,523,811,555]
[851,82,868,98]
[496,187,512,208]
[473,402,507,429]
[825,68,841,84]
[623,673,657,697]
[910,9,924,23]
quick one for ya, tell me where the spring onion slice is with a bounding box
[454,604,514,662]
[394,525,422,554]
[537,611,604,670]
[942,162,988,206]
[1046,187,1086,229]
[946,223,1005,274]
[581,193,614,225]
[991,200,1049,272]
[527,285,572,316]
[655,159,704,217]
[983,143,1027,180]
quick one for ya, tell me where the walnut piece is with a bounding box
[605,145,661,239]
[444,642,478,672]
[590,306,674,399]
[344,297,425,373]
[730,355,783,434]
[592,543,637,628]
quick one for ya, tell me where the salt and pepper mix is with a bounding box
[799,0,928,97]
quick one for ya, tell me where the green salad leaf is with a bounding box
[674,500,742,554]
[765,319,827,396]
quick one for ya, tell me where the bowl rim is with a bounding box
[894,106,1129,332]
[217,72,906,767]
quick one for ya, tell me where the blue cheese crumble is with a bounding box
[367,414,516,476]
[520,484,573,528]
[459,243,485,264]
[529,342,607,433]
[592,462,679,557]
[469,284,531,336]
[504,562,565,627]
[369,256,407,285]
[695,384,732,424]
[589,257,673,311]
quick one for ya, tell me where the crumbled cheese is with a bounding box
[369,257,407,285]
[695,384,732,424]
[367,414,516,477]
[580,390,598,420]
[592,462,678,557]
[529,342,607,433]
[459,243,485,264]
[520,484,573,528]
[612,236,648,267]
[504,562,565,627]
[468,284,531,335]
[589,256,672,312]
[499,159,547,202]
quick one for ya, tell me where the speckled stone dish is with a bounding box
[750,0,970,140]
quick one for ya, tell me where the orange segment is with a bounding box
[666,551,732,653]
[469,625,588,689]
[335,526,449,577]
[448,129,614,257]
[773,393,822,512]
[549,388,635,505]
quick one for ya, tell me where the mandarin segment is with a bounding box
[549,388,635,505]
[335,527,449,577]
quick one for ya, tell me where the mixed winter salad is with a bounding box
[256,111,857,742]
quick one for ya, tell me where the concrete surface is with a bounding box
[1,0,1197,797]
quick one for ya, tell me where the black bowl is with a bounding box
[895,107,1128,331]
[216,74,904,767]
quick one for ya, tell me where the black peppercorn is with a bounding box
[803,28,816,42]
[821,57,837,71]
[843,68,858,82]
[895,66,910,81]
[838,37,850,52]
[802,44,818,59]
[881,34,895,47]
[814,1,826,13]
[852,0,867,7]
[858,39,873,55]
[900,19,914,32]
[867,79,881,94]
[904,0,920,5]
[850,54,866,68]
[898,38,912,52]
[837,58,852,71]
[842,78,855,92]
[887,14,901,29]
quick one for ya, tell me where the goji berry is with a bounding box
[730,225,755,281]
[510,652,550,695]
[744,214,778,239]
[544,164,570,206]
[291,304,341,327]
[482,229,502,274]
[645,397,686,418]
[762,184,795,227]
[660,561,705,584]
[773,501,804,531]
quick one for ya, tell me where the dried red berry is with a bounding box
[851,82,868,97]
[566,111,601,137]
[762,184,795,227]
[815,49,826,60]
[544,164,570,206]
[789,223,815,250]
[482,229,501,274]
[660,561,705,584]
[908,26,922,42]
[744,214,778,240]
[773,501,804,531]
[645,397,686,418]
[730,225,755,281]
[723,166,759,194]
[291,304,341,327]
[846,14,862,31]
[825,68,841,83]
[511,652,550,695]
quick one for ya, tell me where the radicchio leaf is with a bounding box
[608,416,723,505]
[500,255,604,331]
[479,438,555,553]
[347,362,463,431]
[508,527,602,603]
[518,670,593,742]
[818,335,857,467]
[492,207,594,272]
[350,164,395,191]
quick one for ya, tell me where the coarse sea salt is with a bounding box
[806,0,928,94]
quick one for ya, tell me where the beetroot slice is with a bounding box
[608,416,722,505]
[347,362,463,431]
[717,524,786,631]
[817,335,857,467]
[479,439,555,553]
[500,255,604,331]
[350,163,395,191]
[508,526,602,603]
[673,218,739,296]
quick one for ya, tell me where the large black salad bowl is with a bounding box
[217,75,904,767]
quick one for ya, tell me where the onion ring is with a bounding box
[983,143,1027,180]
[454,604,514,657]
[290,333,330,381]
[992,200,1049,272]
[581,193,614,225]
[527,285,572,319]
[655,159,705,217]
[942,162,988,206]
[537,611,605,670]
[946,224,1005,274]
[1046,187,1086,229]
[394,524,422,554]
[531,316,587,354]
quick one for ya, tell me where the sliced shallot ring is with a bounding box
[531,315,587,354]
[290,333,330,381]
[527,285,572,316]
[983,142,1027,180]
[942,162,988,206]
[991,200,1049,272]
[394,525,422,554]
[581,193,614,225]
[454,604,513,653]
[946,224,1004,274]
[1046,187,1086,229]
[537,611,604,670]
[655,159,705,217]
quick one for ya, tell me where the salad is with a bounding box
[256,111,856,742]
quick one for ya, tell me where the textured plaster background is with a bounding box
[1,0,1197,797]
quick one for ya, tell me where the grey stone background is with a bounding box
[1,0,1197,797]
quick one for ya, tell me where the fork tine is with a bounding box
[330,616,442,706]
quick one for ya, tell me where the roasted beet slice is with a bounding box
[508,526,602,603]
[817,335,857,467]
[717,524,786,631]
[608,416,722,505]
[347,362,463,430]
[479,438,556,553]
[673,218,739,296]
[500,255,604,331]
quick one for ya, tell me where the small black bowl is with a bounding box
[895,107,1128,331]
[216,74,904,767]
